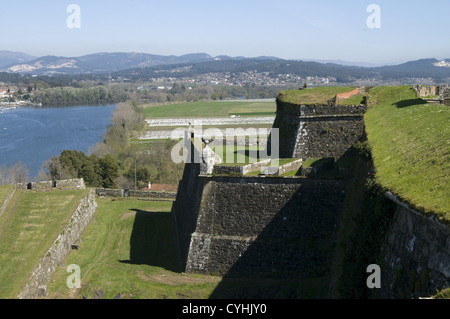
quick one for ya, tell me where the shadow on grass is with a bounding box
[394,98,428,108]
[119,209,181,273]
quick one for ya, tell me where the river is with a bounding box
[0,104,116,178]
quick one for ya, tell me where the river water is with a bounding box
[0,104,116,177]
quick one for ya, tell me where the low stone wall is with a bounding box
[128,190,177,199]
[413,85,437,97]
[16,179,86,191]
[95,188,124,197]
[31,181,54,191]
[213,159,272,176]
[278,159,303,175]
[15,183,28,191]
[95,188,176,199]
[17,189,97,299]
[55,179,85,190]
[261,159,303,176]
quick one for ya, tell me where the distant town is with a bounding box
[137,70,334,87]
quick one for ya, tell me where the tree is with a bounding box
[0,162,30,185]
[98,155,119,188]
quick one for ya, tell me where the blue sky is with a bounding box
[2,0,450,65]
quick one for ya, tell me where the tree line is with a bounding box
[45,151,119,188]
[30,85,129,106]
[0,162,29,186]
[132,83,293,104]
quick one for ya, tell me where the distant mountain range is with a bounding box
[1,50,450,82]
[0,51,283,75]
[0,51,37,68]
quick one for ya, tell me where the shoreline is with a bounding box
[0,102,42,110]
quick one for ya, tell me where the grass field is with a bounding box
[45,197,327,299]
[213,145,260,166]
[45,198,222,299]
[277,87,355,105]
[0,184,14,208]
[141,101,276,118]
[365,86,449,219]
[0,189,90,298]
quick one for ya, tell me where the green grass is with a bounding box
[142,101,276,118]
[434,288,450,299]
[45,198,222,299]
[365,86,450,220]
[0,189,90,298]
[0,184,14,207]
[45,198,326,299]
[302,158,331,168]
[337,94,366,105]
[277,87,355,105]
[213,145,261,166]
[272,158,299,166]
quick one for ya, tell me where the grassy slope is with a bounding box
[277,87,355,105]
[46,197,327,299]
[0,189,90,298]
[0,184,14,207]
[142,101,276,118]
[46,198,221,299]
[365,86,449,219]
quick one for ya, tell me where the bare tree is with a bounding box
[0,162,30,185]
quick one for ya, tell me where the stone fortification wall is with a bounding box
[440,86,450,105]
[55,179,86,190]
[17,190,97,299]
[413,85,437,97]
[270,98,366,159]
[16,179,86,191]
[128,190,177,199]
[184,176,347,279]
[378,195,450,299]
[95,188,124,197]
[30,181,54,191]
[172,160,204,270]
[95,188,176,199]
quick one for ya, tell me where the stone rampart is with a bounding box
[377,194,450,299]
[183,176,347,278]
[128,190,177,199]
[95,188,124,197]
[17,189,97,299]
[269,98,366,159]
[16,179,86,191]
[172,162,204,269]
[413,85,437,97]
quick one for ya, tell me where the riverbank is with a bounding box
[0,101,42,111]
